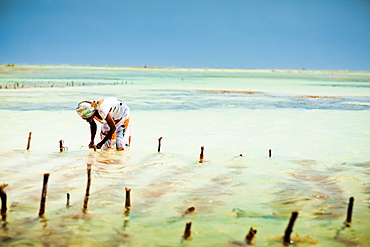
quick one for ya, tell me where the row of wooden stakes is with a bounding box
[27,133,273,160]
[159,137,273,162]
[0,170,355,245]
[0,80,133,90]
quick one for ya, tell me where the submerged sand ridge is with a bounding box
[0,64,369,246]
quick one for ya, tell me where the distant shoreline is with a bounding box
[1,63,369,74]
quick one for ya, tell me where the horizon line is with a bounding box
[1,63,369,74]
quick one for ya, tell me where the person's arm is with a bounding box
[96,112,116,149]
[88,119,97,148]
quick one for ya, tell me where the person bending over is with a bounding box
[76,97,131,150]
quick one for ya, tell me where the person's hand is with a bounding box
[88,140,95,149]
[96,142,102,149]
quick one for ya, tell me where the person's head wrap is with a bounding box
[76,100,97,119]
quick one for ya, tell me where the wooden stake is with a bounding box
[245,227,257,244]
[158,137,163,153]
[38,173,50,217]
[345,197,354,226]
[66,193,70,208]
[124,187,131,215]
[269,149,272,158]
[183,222,192,240]
[183,206,195,215]
[199,146,204,163]
[0,184,8,220]
[123,187,131,229]
[59,140,64,153]
[283,211,298,244]
[27,132,32,150]
[83,164,92,213]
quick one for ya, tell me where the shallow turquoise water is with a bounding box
[0,64,369,246]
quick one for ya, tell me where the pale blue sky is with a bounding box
[0,0,369,71]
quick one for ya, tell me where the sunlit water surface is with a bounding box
[0,65,369,246]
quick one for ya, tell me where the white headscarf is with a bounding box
[76,100,97,119]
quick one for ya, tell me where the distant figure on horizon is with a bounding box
[76,97,131,150]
